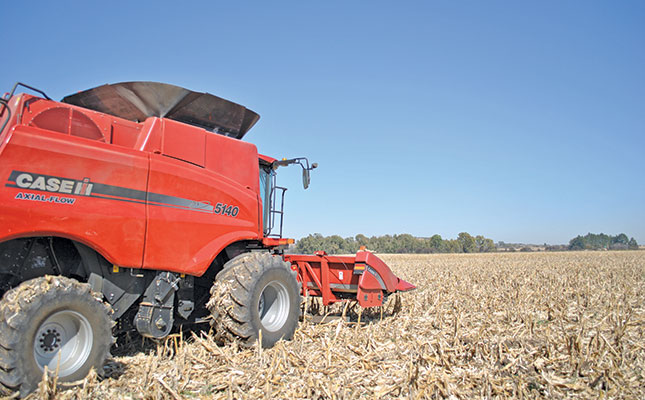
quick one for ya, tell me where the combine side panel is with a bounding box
[283,250,415,308]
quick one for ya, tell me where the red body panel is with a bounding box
[144,153,259,275]
[1,126,148,267]
[0,94,264,275]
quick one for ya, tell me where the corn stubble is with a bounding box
[30,251,644,399]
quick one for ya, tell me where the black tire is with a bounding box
[207,252,300,348]
[0,276,113,397]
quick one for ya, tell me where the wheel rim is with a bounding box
[258,281,290,332]
[33,310,93,377]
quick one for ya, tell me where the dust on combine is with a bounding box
[30,250,645,399]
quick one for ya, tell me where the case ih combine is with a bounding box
[0,82,414,396]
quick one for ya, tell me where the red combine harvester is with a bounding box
[0,82,414,396]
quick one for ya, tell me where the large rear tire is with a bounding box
[0,276,113,397]
[207,252,300,348]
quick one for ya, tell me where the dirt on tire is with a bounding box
[207,252,300,348]
[0,275,114,397]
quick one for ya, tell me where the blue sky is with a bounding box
[2,1,644,244]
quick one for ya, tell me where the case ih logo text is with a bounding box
[5,170,239,216]
[11,172,93,196]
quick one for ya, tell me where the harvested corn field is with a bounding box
[28,251,645,399]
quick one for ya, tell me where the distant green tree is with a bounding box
[326,235,345,254]
[457,232,477,253]
[355,234,369,247]
[569,235,586,250]
[475,235,496,252]
[613,233,629,246]
[628,237,639,250]
[429,234,443,253]
[445,239,463,253]
[295,233,325,253]
[342,236,359,253]
[395,234,416,253]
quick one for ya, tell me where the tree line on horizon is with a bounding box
[294,232,496,254]
[568,233,639,251]
[294,232,640,254]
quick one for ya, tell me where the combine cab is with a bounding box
[0,82,414,396]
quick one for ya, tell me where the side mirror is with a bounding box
[302,168,310,189]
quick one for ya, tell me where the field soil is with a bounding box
[25,251,645,399]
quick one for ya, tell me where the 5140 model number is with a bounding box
[214,203,239,217]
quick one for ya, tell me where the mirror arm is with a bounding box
[272,157,318,172]
[271,157,318,190]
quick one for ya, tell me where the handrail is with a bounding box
[267,185,287,238]
[0,99,12,136]
[6,82,51,101]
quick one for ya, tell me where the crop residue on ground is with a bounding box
[32,251,645,399]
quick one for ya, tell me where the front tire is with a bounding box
[207,252,300,348]
[0,276,113,397]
